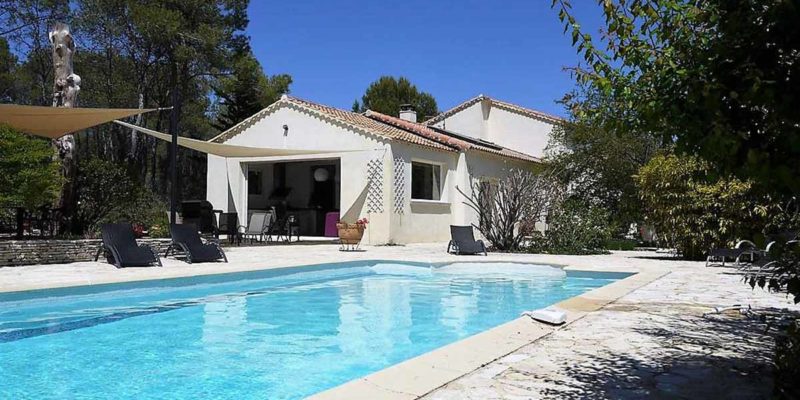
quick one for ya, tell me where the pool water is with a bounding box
[0,261,626,399]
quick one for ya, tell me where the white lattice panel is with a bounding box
[366,158,384,213]
[393,157,406,214]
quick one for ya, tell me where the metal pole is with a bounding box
[168,80,179,224]
[15,207,25,240]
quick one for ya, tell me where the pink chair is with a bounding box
[324,212,340,237]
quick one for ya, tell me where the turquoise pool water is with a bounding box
[0,261,627,399]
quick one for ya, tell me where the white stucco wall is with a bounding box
[206,154,229,211]
[430,101,487,140]
[390,142,460,244]
[487,107,554,159]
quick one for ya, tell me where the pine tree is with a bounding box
[352,76,438,122]
[213,51,292,131]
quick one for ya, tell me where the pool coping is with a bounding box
[0,257,668,400]
[307,267,668,400]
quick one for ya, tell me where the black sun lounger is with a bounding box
[447,225,488,255]
[167,223,228,264]
[95,223,162,268]
[706,240,759,267]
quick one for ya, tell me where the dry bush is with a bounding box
[460,169,561,251]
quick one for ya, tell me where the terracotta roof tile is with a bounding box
[365,110,540,163]
[365,110,468,150]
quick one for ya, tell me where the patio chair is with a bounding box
[242,211,269,243]
[705,240,758,267]
[165,211,183,224]
[730,238,794,273]
[166,224,227,264]
[741,240,798,278]
[266,214,300,243]
[218,212,241,245]
[95,223,162,268]
[447,225,487,255]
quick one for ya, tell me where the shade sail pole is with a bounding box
[168,68,180,224]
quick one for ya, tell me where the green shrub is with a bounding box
[147,213,171,238]
[636,153,764,260]
[74,158,166,236]
[104,187,167,231]
[0,125,62,209]
[528,199,611,255]
[775,319,800,399]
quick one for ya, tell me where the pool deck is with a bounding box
[2,243,796,399]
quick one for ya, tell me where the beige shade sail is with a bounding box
[114,120,345,158]
[0,104,161,138]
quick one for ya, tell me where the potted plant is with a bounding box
[336,218,368,250]
[132,223,146,238]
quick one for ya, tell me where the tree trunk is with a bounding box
[49,22,81,234]
[130,91,144,160]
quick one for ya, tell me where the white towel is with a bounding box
[521,307,567,325]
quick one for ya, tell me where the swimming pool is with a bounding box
[0,261,627,399]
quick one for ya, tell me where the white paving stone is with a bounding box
[423,253,796,400]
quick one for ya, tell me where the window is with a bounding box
[248,170,262,195]
[411,162,442,200]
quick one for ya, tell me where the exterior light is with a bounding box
[314,168,330,182]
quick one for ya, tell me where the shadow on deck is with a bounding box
[533,307,796,399]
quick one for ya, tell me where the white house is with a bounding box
[206,94,561,244]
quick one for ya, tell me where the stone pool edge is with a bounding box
[307,267,669,400]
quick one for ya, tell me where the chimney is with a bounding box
[399,104,417,122]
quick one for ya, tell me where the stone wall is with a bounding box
[0,239,172,267]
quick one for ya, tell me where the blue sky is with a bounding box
[246,1,604,117]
